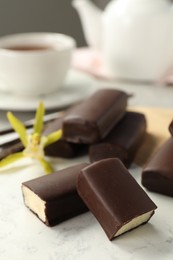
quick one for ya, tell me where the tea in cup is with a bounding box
[0,32,76,97]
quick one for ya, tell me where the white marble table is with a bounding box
[0,76,173,260]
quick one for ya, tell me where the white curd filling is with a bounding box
[22,185,46,222]
[114,210,154,237]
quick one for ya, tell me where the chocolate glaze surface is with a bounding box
[0,141,23,160]
[63,89,127,144]
[90,142,127,165]
[169,119,173,136]
[43,117,88,158]
[22,163,89,226]
[142,138,173,197]
[89,111,146,167]
[77,158,157,240]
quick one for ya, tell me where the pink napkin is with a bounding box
[159,68,173,86]
[72,47,111,80]
[72,47,173,85]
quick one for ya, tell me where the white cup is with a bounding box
[0,32,76,97]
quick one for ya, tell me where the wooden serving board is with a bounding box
[129,107,173,167]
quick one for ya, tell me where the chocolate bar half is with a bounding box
[22,163,89,226]
[43,117,88,158]
[63,89,128,144]
[89,112,146,167]
[142,138,173,197]
[77,158,157,240]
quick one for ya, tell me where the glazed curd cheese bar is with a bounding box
[77,158,157,240]
[142,138,173,197]
[62,89,128,144]
[43,117,88,158]
[22,163,89,226]
[89,111,146,167]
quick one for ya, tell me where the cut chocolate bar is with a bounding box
[89,112,146,167]
[169,119,173,136]
[22,163,89,226]
[0,141,23,160]
[63,89,128,144]
[142,138,173,197]
[44,141,88,158]
[77,158,157,240]
[43,117,88,158]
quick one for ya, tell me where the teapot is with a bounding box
[72,0,173,81]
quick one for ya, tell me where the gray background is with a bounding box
[0,0,110,46]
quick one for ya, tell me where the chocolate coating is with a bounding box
[142,138,173,197]
[89,112,146,167]
[77,158,157,240]
[0,141,23,160]
[63,89,128,144]
[90,143,127,165]
[169,119,173,136]
[22,163,89,226]
[43,117,88,158]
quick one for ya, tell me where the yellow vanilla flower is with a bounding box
[0,102,62,174]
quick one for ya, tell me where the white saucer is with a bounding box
[0,69,96,111]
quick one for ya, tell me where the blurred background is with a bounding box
[0,0,110,47]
